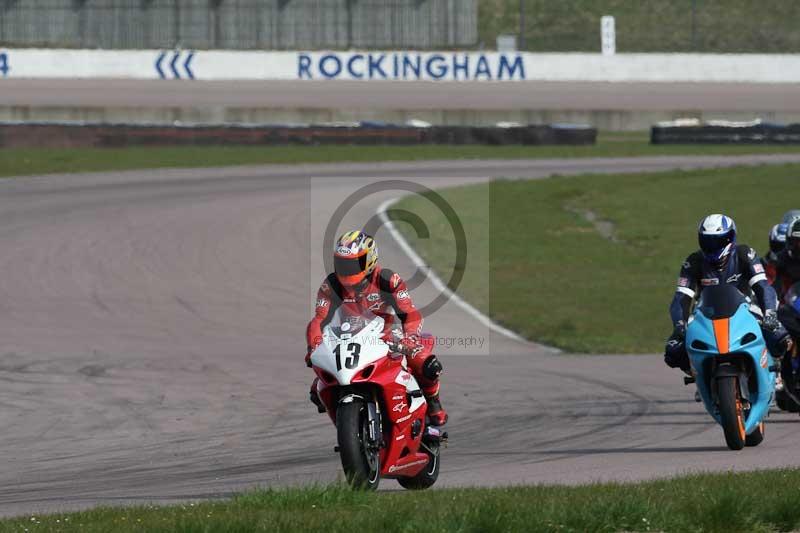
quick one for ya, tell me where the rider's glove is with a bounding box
[763,310,791,358]
[664,322,689,372]
[398,334,424,358]
[305,345,316,368]
[763,310,782,332]
[306,337,322,367]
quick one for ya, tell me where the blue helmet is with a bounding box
[769,223,788,254]
[698,214,737,267]
[782,209,800,225]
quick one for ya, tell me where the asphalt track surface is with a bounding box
[3,154,800,517]
[4,79,800,111]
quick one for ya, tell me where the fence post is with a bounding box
[173,0,181,47]
[601,15,615,55]
[346,0,354,49]
[276,0,286,49]
[211,0,222,48]
[74,0,87,48]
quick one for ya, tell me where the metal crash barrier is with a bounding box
[651,118,800,144]
[0,121,597,149]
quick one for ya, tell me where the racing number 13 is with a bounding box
[334,342,361,370]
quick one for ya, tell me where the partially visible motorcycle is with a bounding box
[776,282,800,412]
[309,306,446,490]
[685,284,777,450]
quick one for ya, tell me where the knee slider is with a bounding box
[422,355,443,381]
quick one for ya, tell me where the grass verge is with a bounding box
[4,469,800,532]
[5,137,800,178]
[391,163,800,353]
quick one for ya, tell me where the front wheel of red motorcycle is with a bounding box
[336,399,380,490]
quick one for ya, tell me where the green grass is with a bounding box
[391,164,800,353]
[4,469,800,532]
[5,139,800,178]
[479,0,800,53]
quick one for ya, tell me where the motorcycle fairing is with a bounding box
[687,301,775,434]
[310,307,432,479]
[311,313,388,386]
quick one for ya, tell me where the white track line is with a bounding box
[378,196,545,346]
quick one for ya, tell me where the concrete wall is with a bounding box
[3,49,798,131]
[0,0,477,50]
[6,49,800,82]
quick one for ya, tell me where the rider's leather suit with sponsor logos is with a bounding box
[665,245,780,370]
[307,265,440,398]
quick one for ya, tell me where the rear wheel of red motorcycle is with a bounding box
[397,442,440,490]
[336,399,380,490]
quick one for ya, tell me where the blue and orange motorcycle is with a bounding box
[685,284,778,450]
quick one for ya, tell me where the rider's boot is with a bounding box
[424,384,448,426]
[309,378,325,413]
[772,354,786,392]
[426,394,448,426]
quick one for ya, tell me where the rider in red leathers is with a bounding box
[305,230,448,426]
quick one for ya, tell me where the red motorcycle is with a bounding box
[309,307,446,490]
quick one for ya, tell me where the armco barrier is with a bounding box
[0,122,596,149]
[651,122,800,144]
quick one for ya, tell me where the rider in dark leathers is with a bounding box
[664,214,790,373]
[764,223,787,284]
[772,219,800,341]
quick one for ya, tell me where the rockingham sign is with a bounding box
[5,49,800,83]
[297,52,525,81]
[0,49,526,82]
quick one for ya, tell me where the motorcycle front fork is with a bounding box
[366,392,384,450]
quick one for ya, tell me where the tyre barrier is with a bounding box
[651,119,800,144]
[0,121,597,148]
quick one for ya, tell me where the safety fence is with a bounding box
[0,0,477,50]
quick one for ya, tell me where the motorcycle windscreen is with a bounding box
[696,284,748,320]
[316,307,389,385]
[325,306,384,339]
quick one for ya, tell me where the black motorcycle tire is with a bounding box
[336,399,381,490]
[775,389,799,412]
[717,375,746,451]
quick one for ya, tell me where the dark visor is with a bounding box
[335,254,367,276]
[699,233,732,254]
